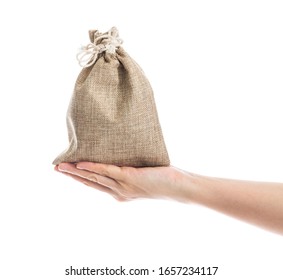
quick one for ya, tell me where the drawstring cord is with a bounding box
[76,27,123,68]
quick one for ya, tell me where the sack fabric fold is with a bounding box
[53,27,170,167]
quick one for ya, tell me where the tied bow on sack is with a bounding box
[53,27,170,167]
[77,27,123,67]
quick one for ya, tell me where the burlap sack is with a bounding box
[53,27,170,167]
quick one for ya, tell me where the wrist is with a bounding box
[168,168,201,203]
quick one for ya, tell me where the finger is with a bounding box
[76,162,123,180]
[58,163,119,189]
[58,168,120,198]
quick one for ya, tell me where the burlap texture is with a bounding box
[53,28,170,167]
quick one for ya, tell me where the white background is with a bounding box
[0,0,282,279]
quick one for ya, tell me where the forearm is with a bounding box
[179,171,283,235]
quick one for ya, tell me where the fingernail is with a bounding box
[76,163,84,170]
[58,163,68,172]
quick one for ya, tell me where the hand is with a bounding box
[55,162,186,202]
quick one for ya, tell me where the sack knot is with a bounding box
[77,27,123,68]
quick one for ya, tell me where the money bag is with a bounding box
[53,27,170,167]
